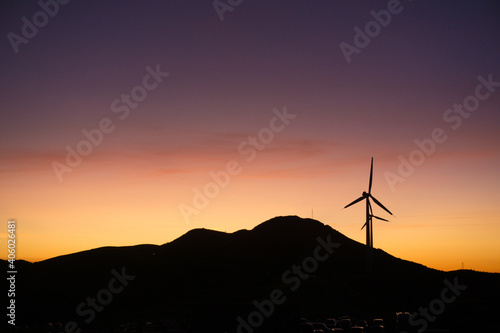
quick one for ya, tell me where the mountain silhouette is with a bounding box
[6,216,500,332]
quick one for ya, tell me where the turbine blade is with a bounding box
[369,157,373,194]
[370,195,393,215]
[344,196,364,209]
[372,215,389,222]
[361,221,368,230]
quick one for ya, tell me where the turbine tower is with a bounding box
[361,201,389,249]
[344,157,392,272]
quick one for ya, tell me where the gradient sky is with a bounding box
[1,0,499,272]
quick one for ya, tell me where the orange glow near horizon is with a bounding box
[2,149,499,273]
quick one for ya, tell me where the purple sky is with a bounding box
[1,0,500,271]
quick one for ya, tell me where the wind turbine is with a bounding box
[344,157,392,272]
[361,201,389,249]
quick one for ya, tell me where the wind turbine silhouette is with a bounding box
[344,157,392,272]
[361,200,390,247]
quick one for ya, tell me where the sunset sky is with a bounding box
[1,0,499,272]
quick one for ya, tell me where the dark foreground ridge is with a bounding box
[5,216,500,333]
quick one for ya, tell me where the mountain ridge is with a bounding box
[5,215,500,332]
[3,216,439,271]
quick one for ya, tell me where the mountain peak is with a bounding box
[250,215,349,244]
[252,215,326,231]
